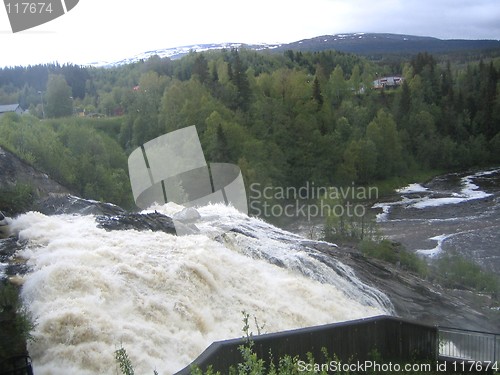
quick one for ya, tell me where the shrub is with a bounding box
[0,282,35,362]
[0,183,35,215]
[434,254,499,296]
[360,239,428,276]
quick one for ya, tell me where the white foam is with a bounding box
[410,169,498,209]
[12,205,387,375]
[416,234,449,257]
[396,183,428,194]
[412,197,467,209]
[372,203,391,222]
[141,201,186,217]
[376,169,499,214]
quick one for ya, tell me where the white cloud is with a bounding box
[0,0,499,67]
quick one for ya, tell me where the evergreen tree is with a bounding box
[230,49,251,111]
[214,123,229,162]
[45,74,73,118]
[395,80,411,126]
[312,76,324,110]
[192,53,209,84]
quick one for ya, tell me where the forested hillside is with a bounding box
[0,48,499,208]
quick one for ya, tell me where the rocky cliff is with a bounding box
[0,146,68,197]
[0,146,69,214]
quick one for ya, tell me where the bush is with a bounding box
[0,282,35,363]
[360,239,428,276]
[434,254,500,295]
[0,184,35,215]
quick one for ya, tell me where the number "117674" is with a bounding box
[5,2,54,14]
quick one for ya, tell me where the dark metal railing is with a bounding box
[174,315,438,374]
[438,326,499,363]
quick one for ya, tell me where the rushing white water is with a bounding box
[415,234,450,257]
[373,168,500,222]
[10,204,389,375]
[410,169,495,209]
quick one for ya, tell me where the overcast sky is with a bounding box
[1,0,500,67]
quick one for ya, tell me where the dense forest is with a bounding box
[0,48,499,210]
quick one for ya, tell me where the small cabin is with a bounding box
[373,76,404,89]
[0,104,23,117]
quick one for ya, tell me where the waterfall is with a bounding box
[9,203,392,375]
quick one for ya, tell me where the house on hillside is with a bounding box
[373,76,404,89]
[0,104,22,117]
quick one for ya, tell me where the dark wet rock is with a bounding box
[33,194,199,235]
[0,212,10,239]
[0,146,68,199]
[96,212,177,234]
[309,242,500,333]
[0,237,29,280]
[35,194,126,216]
[229,226,258,239]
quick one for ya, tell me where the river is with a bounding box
[374,167,500,273]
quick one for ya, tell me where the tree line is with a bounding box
[0,48,499,207]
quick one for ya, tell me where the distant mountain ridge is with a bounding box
[88,33,500,67]
[278,33,500,55]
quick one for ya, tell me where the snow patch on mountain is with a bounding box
[86,42,281,68]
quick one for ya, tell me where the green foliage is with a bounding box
[322,203,377,244]
[45,74,73,118]
[360,239,429,276]
[359,239,499,297]
[0,183,35,215]
[0,283,36,362]
[1,49,499,212]
[359,239,429,277]
[434,254,500,295]
[206,311,336,375]
[0,115,132,208]
[366,110,404,177]
[321,185,380,243]
[115,347,135,375]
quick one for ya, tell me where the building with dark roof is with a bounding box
[0,104,22,117]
